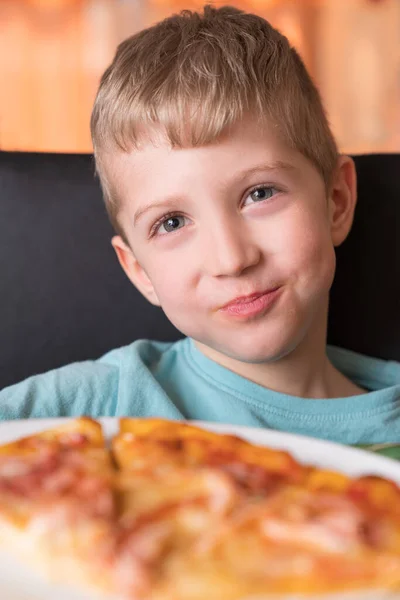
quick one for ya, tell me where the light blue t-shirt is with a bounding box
[0,338,399,446]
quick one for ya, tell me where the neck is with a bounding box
[195,304,365,399]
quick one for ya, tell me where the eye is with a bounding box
[243,185,277,207]
[154,213,188,236]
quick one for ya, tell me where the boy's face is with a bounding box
[108,117,355,364]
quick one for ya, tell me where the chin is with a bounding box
[200,328,302,365]
[220,342,296,365]
[174,305,318,365]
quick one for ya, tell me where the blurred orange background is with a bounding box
[0,0,399,154]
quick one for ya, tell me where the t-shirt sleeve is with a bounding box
[0,359,119,420]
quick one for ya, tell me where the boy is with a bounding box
[1,5,399,446]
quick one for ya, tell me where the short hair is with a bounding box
[91,4,338,237]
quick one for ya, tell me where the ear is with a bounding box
[111,236,161,306]
[329,155,357,247]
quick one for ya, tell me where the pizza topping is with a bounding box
[196,469,240,513]
[0,450,68,496]
[0,441,115,521]
[258,489,392,554]
[261,515,360,553]
[112,499,232,598]
[117,438,302,496]
[213,459,285,494]
[58,432,89,448]
[109,469,242,597]
[0,458,32,478]
[348,475,400,514]
[113,522,170,598]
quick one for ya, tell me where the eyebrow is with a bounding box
[133,197,187,227]
[133,160,296,226]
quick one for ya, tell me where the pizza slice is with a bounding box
[0,417,117,593]
[109,418,400,600]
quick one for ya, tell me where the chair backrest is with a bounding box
[0,151,399,389]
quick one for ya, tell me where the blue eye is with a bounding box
[157,214,187,235]
[244,186,276,206]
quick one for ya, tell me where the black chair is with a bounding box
[0,151,399,390]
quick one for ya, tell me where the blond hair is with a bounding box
[91,4,338,237]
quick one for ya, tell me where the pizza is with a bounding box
[0,417,399,600]
[0,417,116,591]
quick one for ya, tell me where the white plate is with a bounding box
[0,417,399,600]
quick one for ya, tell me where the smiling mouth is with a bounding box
[219,287,282,319]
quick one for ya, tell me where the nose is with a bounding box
[204,220,262,278]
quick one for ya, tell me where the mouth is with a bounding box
[219,287,282,319]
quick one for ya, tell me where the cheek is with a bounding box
[145,260,201,336]
[142,255,194,310]
[273,208,336,291]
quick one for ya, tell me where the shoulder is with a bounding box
[0,338,187,420]
[0,355,121,419]
[327,345,400,390]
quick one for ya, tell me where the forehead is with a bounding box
[102,117,320,209]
